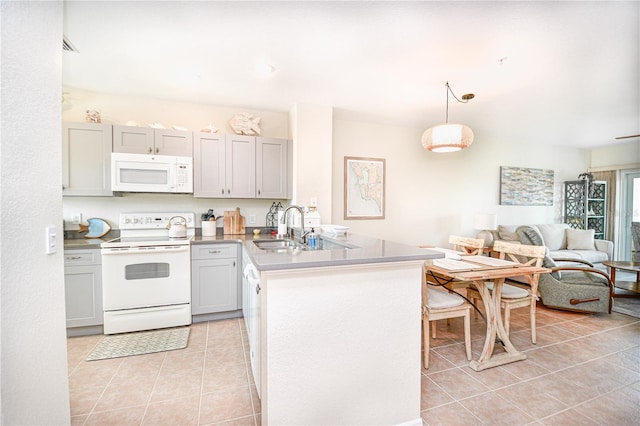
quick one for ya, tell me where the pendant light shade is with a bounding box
[421,123,474,152]
[422,82,475,152]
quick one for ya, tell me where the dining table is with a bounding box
[424,255,550,371]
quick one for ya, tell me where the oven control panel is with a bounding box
[119,213,195,230]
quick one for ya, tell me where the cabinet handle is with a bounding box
[208,250,221,254]
[148,147,152,153]
[155,147,159,154]
[66,256,81,260]
[233,260,236,267]
[256,283,261,294]
[227,189,230,194]
[221,189,225,195]
[258,189,261,195]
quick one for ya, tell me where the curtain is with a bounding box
[591,170,616,241]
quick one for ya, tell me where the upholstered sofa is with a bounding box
[487,223,613,313]
[487,223,613,270]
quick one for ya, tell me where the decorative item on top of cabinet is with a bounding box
[229,112,261,136]
[62,122,113,196]
[200,124,219,133]
[112,125,193,156]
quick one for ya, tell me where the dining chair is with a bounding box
[449,235,485,255]
[467,240,546,344]
[422,265,472,369]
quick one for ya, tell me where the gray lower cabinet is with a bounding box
[191,243,240,314]
[64,249,103,328]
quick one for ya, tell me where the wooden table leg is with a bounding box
[468,278,527,371]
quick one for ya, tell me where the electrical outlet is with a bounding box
[72,213,82,225]
[248,214,256,224]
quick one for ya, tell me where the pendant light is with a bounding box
[421,81,475,152]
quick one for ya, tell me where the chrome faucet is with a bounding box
[281,205,305,243]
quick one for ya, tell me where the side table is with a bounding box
[602,260,640,298]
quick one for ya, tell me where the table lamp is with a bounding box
[475,213,497,247]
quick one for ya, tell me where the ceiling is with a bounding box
[62,1,640,149]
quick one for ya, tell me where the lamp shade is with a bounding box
[421,123,474,152]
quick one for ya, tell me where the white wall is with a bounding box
[288,104,333,219]
[589,140,640,170]
[1,1,70,423]
[331,119,591,247]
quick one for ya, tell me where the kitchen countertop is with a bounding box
[194,232,443,271]
[65,231,443,270]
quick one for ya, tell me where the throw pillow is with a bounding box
[535,224,569,250]
[517,225,545,247]
[516,226,560,280]
[498,225,519,241]
[566,228,596,250]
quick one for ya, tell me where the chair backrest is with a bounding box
[493,240,546,289]
[493,240,546,266]
[449,235,485,255]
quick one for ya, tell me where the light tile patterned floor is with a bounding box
[68,304,639,425]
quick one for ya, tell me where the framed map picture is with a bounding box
[344,156,385,219]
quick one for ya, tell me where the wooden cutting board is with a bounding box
[223,208,245,235]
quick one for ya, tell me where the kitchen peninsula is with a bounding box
[236,233,442,425]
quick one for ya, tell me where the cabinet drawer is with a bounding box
[64,250,101,265]
[191,243,238,260]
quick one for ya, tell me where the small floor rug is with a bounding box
[86,327,190,361]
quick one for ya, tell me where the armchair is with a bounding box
[517,226,613,313]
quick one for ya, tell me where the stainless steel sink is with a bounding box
[253,239,303,250]
[253,238,357,252]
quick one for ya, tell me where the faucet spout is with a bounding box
[281,205,306,242]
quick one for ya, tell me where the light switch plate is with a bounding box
[46,225,57,254]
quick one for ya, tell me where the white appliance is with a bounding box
[111,152,193,193]
[101,212,195,334]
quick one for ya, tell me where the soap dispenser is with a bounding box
[307,228,318,249]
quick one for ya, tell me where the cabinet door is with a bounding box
[226,135,256,198]
[64,264,103,327]
[62,122,113,196]
[193,132,226,198]
[191,258,238,314]
[256,137,288,199]
[154,129,193,156]
[112,125,154,154]
[247,266,262,397]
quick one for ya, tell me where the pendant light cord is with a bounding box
[445,81,472,123]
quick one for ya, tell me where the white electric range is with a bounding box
[100,212,195,334]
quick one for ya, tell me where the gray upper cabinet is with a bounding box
[226,135,256,198]
[194,134,292,199]
[193,132,226,197]
[256,137,289,199]
[62,122,113,196]
[193,134,255,198]
[113,125,192,156]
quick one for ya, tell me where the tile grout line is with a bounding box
[197,321,211,426]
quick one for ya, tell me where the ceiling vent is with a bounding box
[63,35,78,53]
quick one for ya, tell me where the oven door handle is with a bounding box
[101,245,190,255]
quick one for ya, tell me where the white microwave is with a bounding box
[111,153,193,193]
